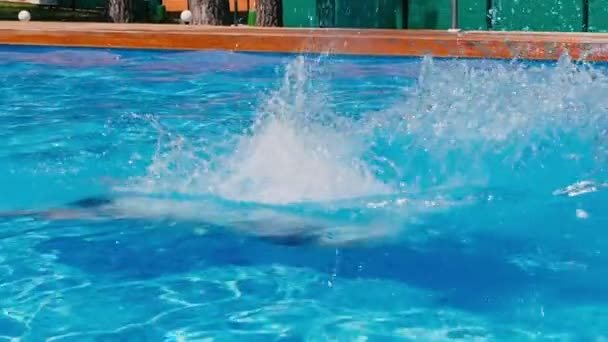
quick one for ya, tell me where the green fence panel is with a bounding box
[407,0,487,30]
[282,0,321,27]
[588,0,608,32]
[283,0,402,29]
[459,0,488,30]
[334,0,404,29]
[317,0,335,27]
[490,0,584,32]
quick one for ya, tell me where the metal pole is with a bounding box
[450,0,460,32]
[234,0,239,26]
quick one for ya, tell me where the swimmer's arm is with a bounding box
[0,209,39,218]
[0,196,120,221]
[0,208,104,220]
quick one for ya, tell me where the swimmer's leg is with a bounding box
[0,196,115,221]
[255,230,369,247]
[257,233,320,246]
[0,209,41,219]
[249,225,364,247]
[67,196,114,209]
[49,195,115,219]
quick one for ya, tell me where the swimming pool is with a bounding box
[1,45,607,340]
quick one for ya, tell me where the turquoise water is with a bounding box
[1,46,608,340]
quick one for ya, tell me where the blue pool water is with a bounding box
[1,46,608,340]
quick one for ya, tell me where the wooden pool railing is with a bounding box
[2,22,608,61]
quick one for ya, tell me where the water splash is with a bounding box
[363,55,608,193]
[113,54,608,244]
[552,180,608,197]
[206,57,394,204]
[123,56,396,205]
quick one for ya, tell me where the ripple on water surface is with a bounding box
[1,48,608,340]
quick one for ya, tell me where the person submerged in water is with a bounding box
[0,196,117,221]
[0,195,389,247]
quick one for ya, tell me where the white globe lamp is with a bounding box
[18,10,31,22]
[180,10,192,24]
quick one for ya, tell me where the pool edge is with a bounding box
[2,22,608,60]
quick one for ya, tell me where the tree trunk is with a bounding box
[256,0,282,27]
[106,0,132,23]
[188,0,230,25]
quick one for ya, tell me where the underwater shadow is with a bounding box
[33,217,608,314]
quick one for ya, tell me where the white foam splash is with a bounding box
[125,56,394,206]
[111,53,608,244]
[209,57,394,204]
[553,180,607,197]
[576,209,589,219]
[207,112,391,204]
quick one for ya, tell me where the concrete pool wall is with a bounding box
[2,22,608,61]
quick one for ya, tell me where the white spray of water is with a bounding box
[109,56,407,245]
[206,57,393,204]
[124,56,394,206]
[358,55,608,194]
[111,54,608,244]
[400,55,608,147]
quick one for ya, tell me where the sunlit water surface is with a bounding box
[1,46,608,340]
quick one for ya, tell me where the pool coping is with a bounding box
[2,22,608,60]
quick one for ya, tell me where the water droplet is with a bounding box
[576,209,589,219]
